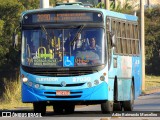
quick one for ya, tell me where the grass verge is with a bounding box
[144,75,160,94]
[0,78,32,110]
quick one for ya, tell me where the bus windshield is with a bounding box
[21,27,105,67]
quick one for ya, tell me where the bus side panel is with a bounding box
[108,54,132,101]
[116,56,132,101]
[108,53,118,101]
[117,79,132,101]
[107,78,114,101]
[132,56,142,99]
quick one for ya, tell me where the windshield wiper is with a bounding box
[69,25,85,55]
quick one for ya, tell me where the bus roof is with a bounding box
[22,5,138,22]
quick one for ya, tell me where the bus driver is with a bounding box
[88,37,101,52]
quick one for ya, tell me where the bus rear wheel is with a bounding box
[113,102,122,111]
[122,83,134,111]
[101,101,113,113]
[33,102,46,116]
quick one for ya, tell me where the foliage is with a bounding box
[110,0,138,13]
[50,0,63,6]
[0,0,23,68]
[144,6,160,75]
[1,78,21,103]
[0,77,32,109]
[19,0,60,9]
[19,0,58,9]
[0,20,4,35]
[96,0,137,14]
[76,0,98,6]
[19,0,39,10]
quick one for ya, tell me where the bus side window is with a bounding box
[111,20,116,52]
[131,24,135,54]
[107,19,114,69]
[135,25,140,55]
[133,25,137,54]
[127,23,132,54]
[122,22,127,55]
[117,21,122,54]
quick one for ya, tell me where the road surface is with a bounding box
[0,92,160,120]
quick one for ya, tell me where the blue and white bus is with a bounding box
[20,3,141,115]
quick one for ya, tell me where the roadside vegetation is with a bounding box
[145,75,160,93]
[0,78,32,109]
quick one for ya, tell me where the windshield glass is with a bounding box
[21,27,105,67]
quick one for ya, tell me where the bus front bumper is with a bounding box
[22,82,108,103]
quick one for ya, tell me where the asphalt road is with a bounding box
[0,92,160,120]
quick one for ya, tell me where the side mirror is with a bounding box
[110,33,116,47]
[12,25,20,48]
[12,33,18,48]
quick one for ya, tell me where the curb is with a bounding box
[141,89,160,96]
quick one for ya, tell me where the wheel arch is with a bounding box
[114,76,118,101]
[113,76,135,101]
[132,76,135,100]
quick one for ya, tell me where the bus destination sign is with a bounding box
[23,12,103,24]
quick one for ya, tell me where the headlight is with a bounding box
[87,82,92,88]
[94,80,99,85]
[35,84,40,88]
[100,75,105,81]
[28,82,33,87]
[22,77,28,83]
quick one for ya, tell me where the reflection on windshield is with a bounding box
[21,28,104,67]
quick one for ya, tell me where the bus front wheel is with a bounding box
[64,104,75,114]
[33,102,46,116]
[53,104,75,114]
[101,101,113,113]
[113,102,122,111]
[53,104,64,114]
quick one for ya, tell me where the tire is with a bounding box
[53,104,64,114]
[33,102,46,116]
[64,105,75,114]
[122,83,134,111]
[113,102,122,111]
[101,101,113,113]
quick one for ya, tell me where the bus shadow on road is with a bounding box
[0,110,111,117]
[46,111,111,117]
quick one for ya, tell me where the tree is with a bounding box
[0,20,4,36]
[75,0,98,6]
[19,0,39,10]
[0,0,23,69]
[144,6,160,75]
[96,0,137,14]
[50,0,63,6]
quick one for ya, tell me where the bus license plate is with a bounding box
[56,90,70,96]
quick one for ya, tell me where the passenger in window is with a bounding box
[73,33,83,51]
[86,37,101,65]
[88,37,101,52]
